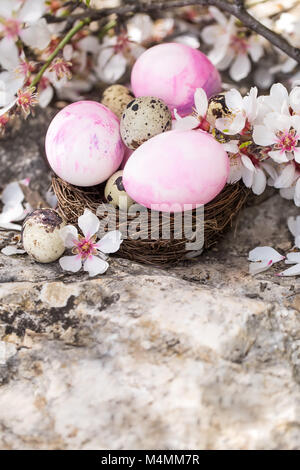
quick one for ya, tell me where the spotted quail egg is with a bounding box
[206,92,231,127]
[120,96,172,149]
[22,209,65,263]
[101,84,135,119]
[105,170,134,211]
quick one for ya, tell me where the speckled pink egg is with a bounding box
[123,130,229,212]
[131,43,221,116]
[45,101,125,187]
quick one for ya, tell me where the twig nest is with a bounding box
[104,170,134,210]
[206,93,230,127]
[101,85,135,119]
[120,96,172,149]
[22,209,65,263]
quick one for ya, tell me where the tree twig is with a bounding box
[44,0,300,63]
[31,18,91,88]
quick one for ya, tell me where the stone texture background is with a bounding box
[1,111,300,450]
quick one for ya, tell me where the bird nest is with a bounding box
[52,175,250,266]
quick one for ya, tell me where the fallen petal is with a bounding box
[1,245,25,256]
[277,263,300,277]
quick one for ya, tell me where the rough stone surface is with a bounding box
[1,111,300,450]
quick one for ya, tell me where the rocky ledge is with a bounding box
[0,111,300,450]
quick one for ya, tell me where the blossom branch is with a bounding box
[31,17,91,88]
[45,0,300,63]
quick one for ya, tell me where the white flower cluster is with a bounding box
[174,82,300,205]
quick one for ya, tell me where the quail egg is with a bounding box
[101,84,135,119]
[105,170,134,211]
[206,93,231,127]
[120,96,172,149]
[22,209,65,263]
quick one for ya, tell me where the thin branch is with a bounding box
[45,0,300,63]
[31,18,91,88]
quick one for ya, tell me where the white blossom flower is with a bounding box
[253,112,300,163]
[0,0,51,72]
[248,246,285,275]
[96,33,145,84]
[215,87,258,135]
[0,179,31,231]
[255,83,290,119]
[226,149,267,195]
[173,88,209,131]
[201,7,265,81]
[127,14,154,44]
[59,209,123,277]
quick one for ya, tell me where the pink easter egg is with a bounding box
[123,129,229,212]
[45,101,125,187]
[131,43,221,116]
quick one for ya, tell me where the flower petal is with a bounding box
[248,40,264,62]
[274,163,296,188]
[194,88,208,117]
[249,260,273,275]
[38,85,54,108]
[252,125,275,146]
[83,256,109,277]
[0,37,20,71]
[18,0,46,23]
[95,230,122,254]
[59,255,82,273]
[248,246,284,263]
[172,115,198,131]
[0,0,17,18]
[252,168,266,196]
[78,209,100,238]
[294,179,300,207]
[225,89,243,111]
[285,252,300,264]
[97,48,127,84]
[216,112,245,135]
[230,54,251,82]
[2,181,24,205]
[1,245,25,255]
[268,150,289,164]
[290,86,300,114]
[241,154,255,172]
[277,264,300,277]
[20,19,51,50]
[59,225,78,248]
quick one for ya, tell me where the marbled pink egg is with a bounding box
[45,101,125,187]
[123,130,229,212]
[131,43,221,116]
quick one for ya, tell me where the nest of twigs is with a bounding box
[52,175,250,266]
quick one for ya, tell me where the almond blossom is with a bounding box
[173,88,210,131]
[59,209,123,277]
[253,112,300,163]
[215,87,259,135]
[96,33,145,84]
[225,143,268,195]
[201,7,265,81]
[0,0,51,74]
